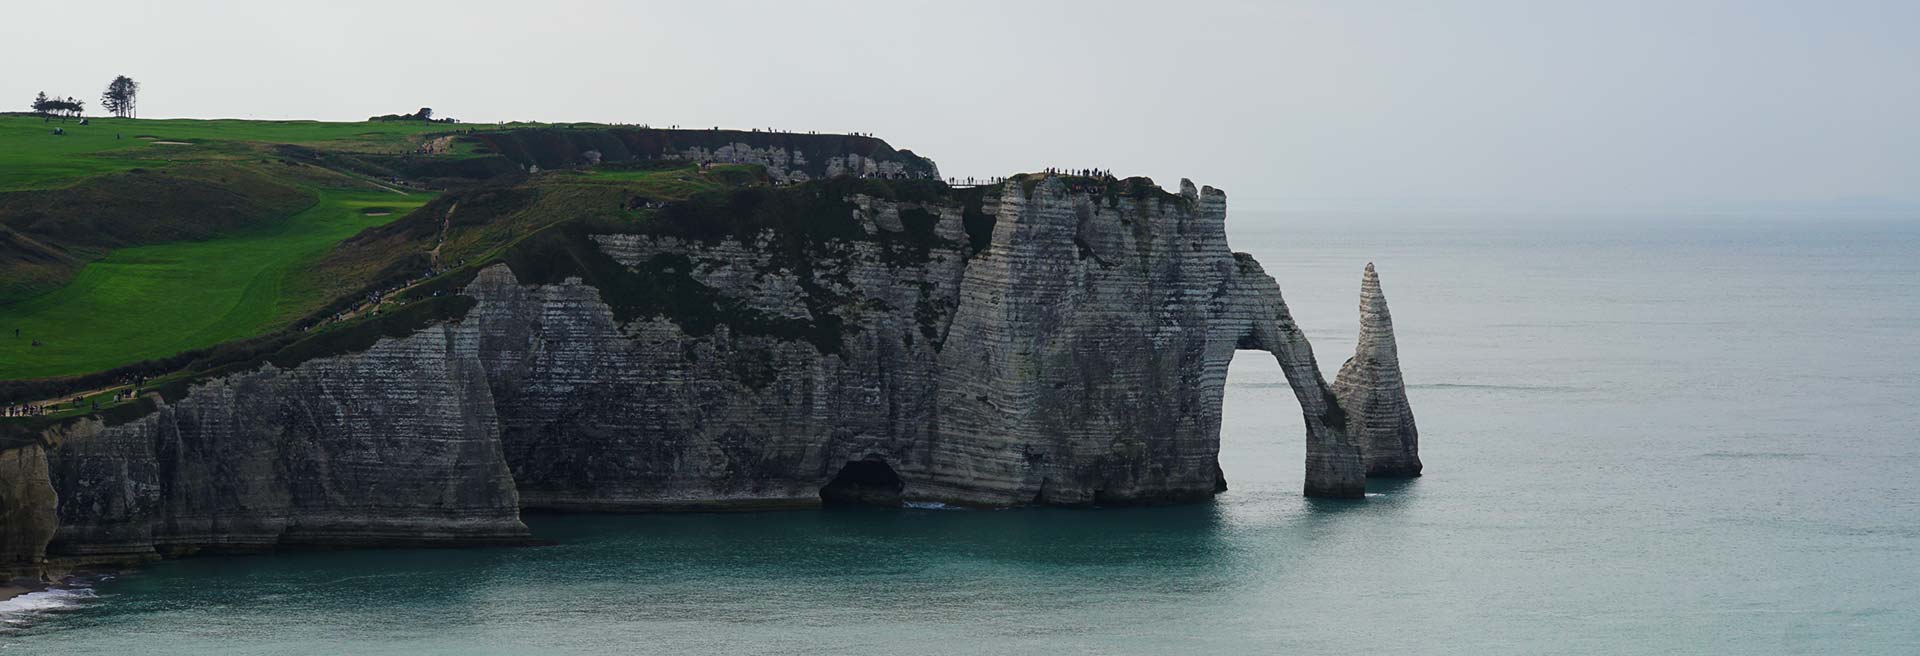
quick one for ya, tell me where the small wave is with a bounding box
[1237,381,1584,392]
[1698,451,1813,460]
[0,586,96,626]
[1408,383,1585,392]
[902,501,960,510]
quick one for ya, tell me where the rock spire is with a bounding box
[1333,263,1422,477]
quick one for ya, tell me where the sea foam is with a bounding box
[0,586,97,627]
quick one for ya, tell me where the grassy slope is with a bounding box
[0,115,480,192]
[0,161,944,424]
[314,163,765,284]
[0,160,758,382]
[0,162,320,302]
[0,114,493,380]
[0,111,832,386]
[0,190,429,379]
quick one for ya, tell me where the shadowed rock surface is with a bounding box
[38,326,530,562]
[0,443,56,576]
[1334,263,1422,477]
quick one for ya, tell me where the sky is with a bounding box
[3,0,1915,212]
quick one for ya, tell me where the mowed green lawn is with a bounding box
[0,115,484,191]
[0,190,427,379]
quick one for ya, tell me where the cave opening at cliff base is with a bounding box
[819,456,905,507]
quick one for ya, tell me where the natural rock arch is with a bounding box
[1227,257,1367,498]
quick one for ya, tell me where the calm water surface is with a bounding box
[4,212,1917,654]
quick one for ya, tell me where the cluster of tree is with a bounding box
[101,75,139,118]
[369,107,459,123]
[30,92,86,121]
[28,76,139,121]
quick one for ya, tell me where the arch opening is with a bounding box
[820,456,904,507]
[1218,349,1309,498]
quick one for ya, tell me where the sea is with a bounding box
[4,211,1917,654]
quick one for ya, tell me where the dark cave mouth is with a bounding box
[819,457,905,507]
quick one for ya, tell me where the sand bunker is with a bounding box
[150,141,194,145]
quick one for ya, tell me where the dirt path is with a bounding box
[427,202,458,268]
[11,380,137,416]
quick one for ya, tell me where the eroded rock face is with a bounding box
[463,128,942,182]
[38,324,529,561]
[919,178,1363,503]
[1,173,1391,564]
[0,443,56,575]
[469,177,1365,506]
[674,144,923,184]
[1333,263,1422,477]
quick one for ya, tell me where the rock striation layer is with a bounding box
[474,176,1365,507]
[0,443,56,576]
[463,128,941,183]
[0,172,1402,572]
[1333,263,1422,477]
[35,325,530,562]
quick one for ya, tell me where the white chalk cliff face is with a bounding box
[919,178,1363,503]
[0,173,1413,571]
[38,326,529,562]
[1334,263,1422,477]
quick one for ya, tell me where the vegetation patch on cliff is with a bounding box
[464,127,940,179]
[502,224,849,354]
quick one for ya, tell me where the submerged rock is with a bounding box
[1333,263,1422,477]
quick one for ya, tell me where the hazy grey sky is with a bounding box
[5,1,1915,211]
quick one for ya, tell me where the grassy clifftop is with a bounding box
[0,115,949,409]
[0,115,476,380]
[0,115,481,193]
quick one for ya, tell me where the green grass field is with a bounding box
[0,189,426,379]
[0,115,481,192]
[0,116,776,383]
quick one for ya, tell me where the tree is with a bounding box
[100,76,139,118]
[30,94,83,121]
[368,107,453,123]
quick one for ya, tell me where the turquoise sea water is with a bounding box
[4,212,1918,654]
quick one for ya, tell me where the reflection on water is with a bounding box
[5,479,1427,653]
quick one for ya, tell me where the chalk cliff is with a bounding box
[0,170,1406,572]
[0,443,55,576]
[1333,263,1422,477]
[462,128,941,183]
[40,325,528,562]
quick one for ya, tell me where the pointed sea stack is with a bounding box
[1333,263,1422,477]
